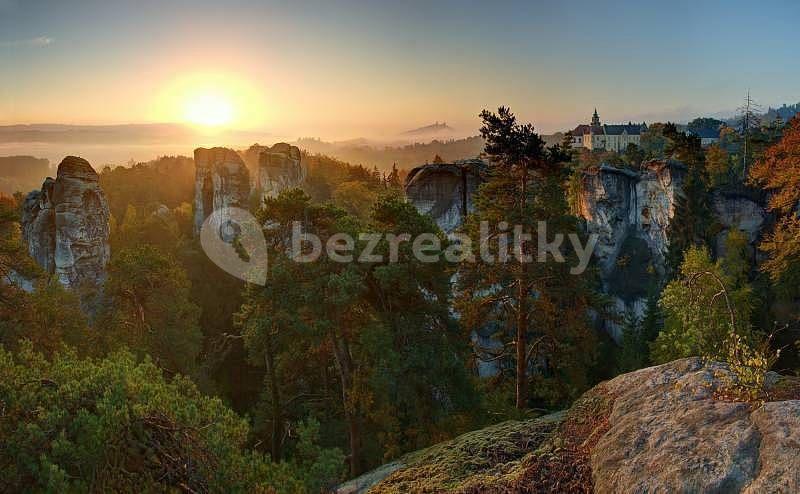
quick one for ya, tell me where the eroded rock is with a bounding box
[257,143,305,199]
[712,192,767,259]
[404,159,485,233]
[579,160,686,340]
[358,358,800,493]
[193,147,251,235]
[591,358,800,493]
[21,156,110,288]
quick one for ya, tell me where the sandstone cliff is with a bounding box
[404,159,770,342]
[193,147,251,235]
[338,358,800,493]
[404,159,485,233]
[578,160,686,340]
[257,143,306,199]
[21,156,110,288]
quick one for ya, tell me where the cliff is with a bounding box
[578,160,685,340]
[404,159,769,342]
[21,156,110,288]
[257,143,306,199]
[338,358,800,493]
[193,147,251,235]
[404,159,485,233]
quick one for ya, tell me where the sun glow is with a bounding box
[183,92,234,127]
[152,73,268,130]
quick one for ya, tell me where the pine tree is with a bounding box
[664,126,715,276]
[457,107,598,409]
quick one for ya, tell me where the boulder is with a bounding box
[193,147,251,235]
[404,159,485,233]
[21,156,110,288]
[352,358,800,493]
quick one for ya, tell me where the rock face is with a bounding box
[404,159,485,233]
[712,192,767,259]
[578,160,686,340]
[592,358,800,493]
[346,358,800,493]
[21,156,110,288]
[579,160,686,276]
[257,143,306,199]
[193,147,251,235]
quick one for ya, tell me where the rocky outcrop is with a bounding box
[579,160,686,277]
[344,358,800,493]
[193,147,251,235]
[404,159,485,233]
[21,156,110,288]
[712,192,767,259]
[578,160,686,340]
[257,143,305,199]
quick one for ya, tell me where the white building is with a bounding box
[568,109,647,152]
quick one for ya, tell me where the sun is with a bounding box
[183,91,234,127]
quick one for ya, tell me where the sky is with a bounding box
[1,0,799,138]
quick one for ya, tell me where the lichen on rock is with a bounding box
[346,358,800,493]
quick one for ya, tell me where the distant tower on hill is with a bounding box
[591,108,601,126]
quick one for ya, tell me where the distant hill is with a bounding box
[0,123,268,145]
[294,131,565,173]
[294,136,485,172]
[402,122,455,136]
[0,155,50,195]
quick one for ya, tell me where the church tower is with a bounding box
[591,108,601,126]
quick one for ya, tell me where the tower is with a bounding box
[591,108,601,126]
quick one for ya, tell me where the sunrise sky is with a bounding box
[1,0,799,138]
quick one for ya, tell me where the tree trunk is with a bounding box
[330,333,362,477]
[264,333,283,461]
[516,161,530,410]
[516,278,528,409]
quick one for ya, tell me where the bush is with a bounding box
[0,344,305,493]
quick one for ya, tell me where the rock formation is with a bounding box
[239,143,306,200]
[193,147,251,235]
[712,191,767,259]
[257,143,305,199]
[404,159,485,233]
[339,358,800,493]
[578,160,686,340]
[404,157,770,343]
[21,156,110,288]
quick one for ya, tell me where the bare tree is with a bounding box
[736,90,762,178]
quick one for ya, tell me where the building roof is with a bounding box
[687,127,721,139]
[603,123,646,136]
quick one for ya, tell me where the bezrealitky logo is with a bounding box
[200,207,598,285]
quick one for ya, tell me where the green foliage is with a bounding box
[715,331,779,404]
[651,246,754,363]
[99,156,195,221]
[0,279,90,356]
[332,180,378,219]
[664,127,715,275]
[639,123,671,158]
[100,245,202,377]
[243,190,475,476]
[614,288,662,374]
[0,344,304,493]
[457,107,600,409]
[301,153,385,204]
